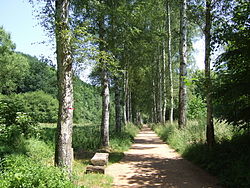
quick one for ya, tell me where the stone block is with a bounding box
[85,165,105,174]
[91,153,109,166]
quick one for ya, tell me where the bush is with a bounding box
[0,97,38,147]
[0,91,58,124]
[152,120,206,153]
[0,154,77,188]
[187,96,206,120]
[110,123,140,152]
[151,120,250,188]
[40,123,140,153]
[73,125,101,151]
[24,138,54,163]
[21,91,58,123]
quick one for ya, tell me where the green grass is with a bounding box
[72,158,113,188]
[39,122,140,152]
[151,120,250,188]
[76,173,113,188]
[0,122,139,188]
[0,145,77,188]
[73,124,139,188]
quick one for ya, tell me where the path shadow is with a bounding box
[119,154,222,188]
[111,126,222,188]
[134,138,163,145]
[130,145,158,150]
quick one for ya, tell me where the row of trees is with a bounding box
[31,0,249,175]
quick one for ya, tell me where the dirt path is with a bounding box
[106,126,222,188]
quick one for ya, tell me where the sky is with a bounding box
[193,37,205,69]
[0,0,55,60]
[0,0,205,71]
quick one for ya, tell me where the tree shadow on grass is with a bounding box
[109,152,125,164]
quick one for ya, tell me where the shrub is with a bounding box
[109,123,140,153]
[21,91,58,123]
[40,123,140,153]
[0,154,77,188]
[24,138,54,163]
[73,125,101,151]
[152,120,206,153]
[151,120,250,188]
[0,98,38,147]
[0,91,58,124]
[187,96,206,120]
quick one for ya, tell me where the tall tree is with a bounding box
[162,42,167,123]
[166,0,174,123]
[98,0,110,148]
[214,0,250,129]
[204,0,215,148]
[100,61,110,147]
[54,0,74,175]
[115,77,122,132]
[178,0,188,128]
[107,0,122,132]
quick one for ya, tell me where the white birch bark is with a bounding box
[178,0,187,128]
[54,0,73,175]
[167,0,174,124]
[162,42,167,124]
[123,70,128,124]
[101,68,110,147]
[98,1,110,148]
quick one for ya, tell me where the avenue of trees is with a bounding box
[0,0,249,187]
[29,0,249,174]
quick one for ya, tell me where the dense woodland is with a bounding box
[0,0,249,187]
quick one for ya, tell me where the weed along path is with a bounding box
[106,125,222,188]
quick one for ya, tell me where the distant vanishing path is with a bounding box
[106,125,222,188]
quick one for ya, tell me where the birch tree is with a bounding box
[166,0,174,123]
[98,9,110,148]
[54,0,74,175]
[204,0,215,148]
[178,0,188,128]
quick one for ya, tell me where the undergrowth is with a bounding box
[0,141,77,188]
[72,123,140,187]
[151,120,250,188]
[0,123,139,188]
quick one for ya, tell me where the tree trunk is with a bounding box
[157,50,163,123]
[99,4,110,148]
[178,0,187,128]
[123,70,128,124]
[162,42,167,124]
[152,79,157,123]
[166,0,174,124]
[54,0,73,175]
[129,90,133,122]
[101,68,110,147]
[115,78,122,132]
[205,0,215,149]
[124,69,130,124]
[159,52,163,123]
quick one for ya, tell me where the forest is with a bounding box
[0,0,249,187]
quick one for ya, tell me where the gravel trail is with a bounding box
[106,125,222,188]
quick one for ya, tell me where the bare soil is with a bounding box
[106,125,222,188]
